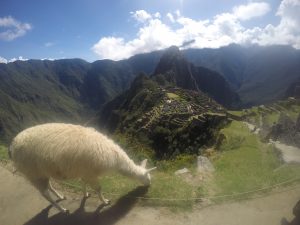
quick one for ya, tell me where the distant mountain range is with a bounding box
[121,44,300,106]
[0,44,299,142]
[183,44,300,106]
[0,58,142,141]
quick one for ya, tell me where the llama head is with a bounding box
[139,159,156,186]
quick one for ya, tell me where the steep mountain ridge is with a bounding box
[99,74,228,158]
[153,46,240,108]
[98,48,232,158]
[183,44,300,106]
[1,44,299,142]
[0,58,141,141]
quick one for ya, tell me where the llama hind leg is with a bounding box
[49,181,65,200]
[31,178,68,213]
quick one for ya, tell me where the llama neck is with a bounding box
[116,154,144,180]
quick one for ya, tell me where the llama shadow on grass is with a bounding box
[23,186,149,225]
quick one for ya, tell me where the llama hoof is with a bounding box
[62,208,69,214]
[103,199,111,205]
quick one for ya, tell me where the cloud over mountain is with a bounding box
[92,0,300,60]
[0,16,32,41]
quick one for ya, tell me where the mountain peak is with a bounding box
[164,45,181,55]
[153,46,240,108]
[153,46,184,76]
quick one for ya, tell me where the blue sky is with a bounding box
[0,0,299,62]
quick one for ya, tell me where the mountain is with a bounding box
[0,58,151,142]
[0,59,89,141]
[153,46,240,108]
[98,48,234,158]
[1,44,299,142]
[99,74,228,158]
[183,44,300,106]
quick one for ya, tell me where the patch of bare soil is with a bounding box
[0,164,299,225]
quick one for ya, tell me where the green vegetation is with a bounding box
[228,99,299,128]
[63,170,196,210]
[1,120,300,209]
[100,74,227,159]
[0,144,8,161]
[61,120,300,208]
[166,92,180,100]
[208,121,300,201]
[227,110,243,117]
[113,132,155,163]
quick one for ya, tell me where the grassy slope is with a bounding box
[1,120,300,209]
[0,145,8,161]
[229,99,300,126]
[210,121,300,199]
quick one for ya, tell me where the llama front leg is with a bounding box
[82,182,90,198]
[49,181,65,200]
[84,178,110,205]
[96,186,110,205]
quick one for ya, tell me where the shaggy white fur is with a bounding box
[10,123,156,213]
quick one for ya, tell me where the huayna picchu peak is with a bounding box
[99,59,229,158]
[153,46,241,108]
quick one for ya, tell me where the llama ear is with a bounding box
[141,159,148,168]
[146,167,157,173]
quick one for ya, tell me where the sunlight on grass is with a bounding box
[0,145,8,161]
[52,120,300,209]
[63,170,196,210]
[2,118,300,209]
[211,121,300,200]
[167,92,180,100]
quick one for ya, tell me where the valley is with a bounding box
[0,45,300,223]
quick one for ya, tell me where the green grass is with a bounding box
[264,112,280,126]
[287,104,300,120]
[209,121,300,201]
[166,92,180,100]
[227,110,243,117]
[61,119,300,208]
[0,145,8,161]
[63,170,196,210]
[2,119,300,209]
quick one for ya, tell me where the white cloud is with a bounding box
[154,12,161,18]
[0,56,29,63]
[233,2,270,21]
[8,56,28,63]
[92,0,300,60]
[247,0,300,48]
[131,10,152,23]
[130,10,162,24]
[44,42,55,47]
[41,58,56,61]
[92,19,180,60]
[167,13,175,23]
[0,16,32,41]
[0,56,8,64]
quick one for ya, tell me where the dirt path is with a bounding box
[0,165,299,225]
[271,140,300,163]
